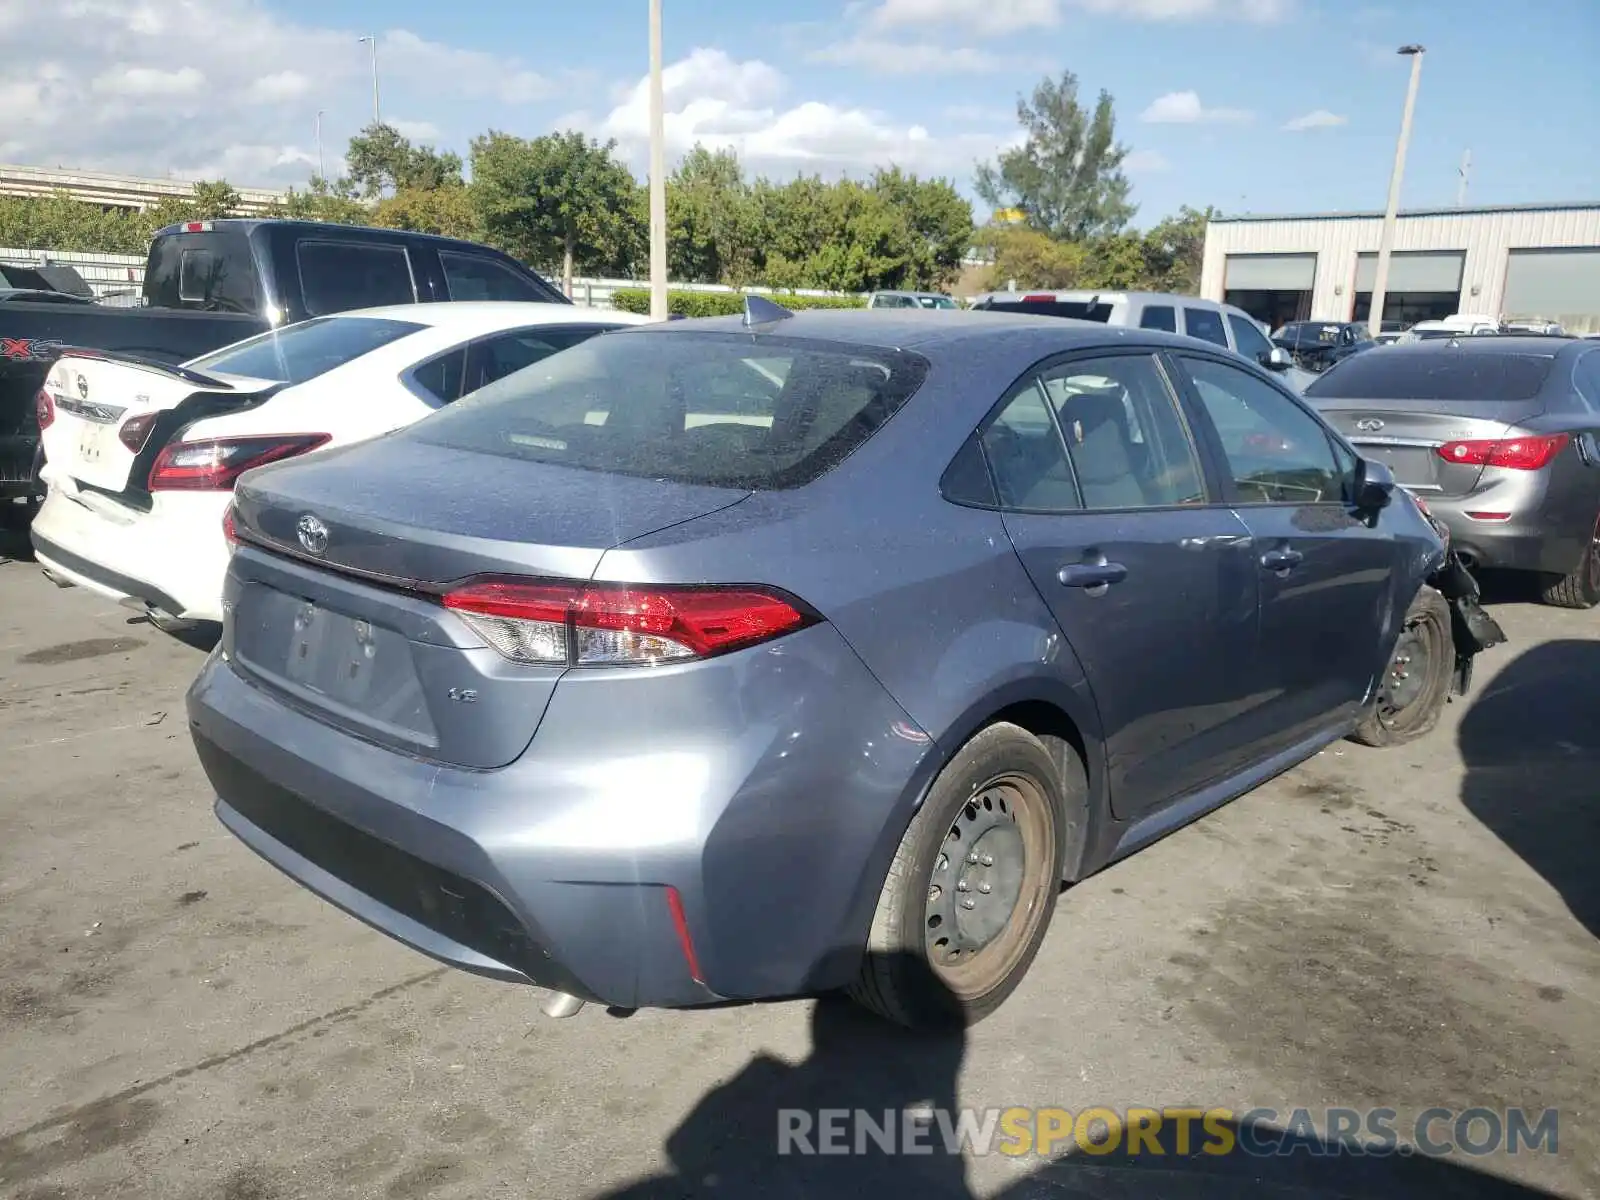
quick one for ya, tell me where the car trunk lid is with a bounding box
[225,436,751,769]
[1313,397,1547,497]
[40,352,277,495]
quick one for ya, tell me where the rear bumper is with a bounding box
[186,622,937,1010]
[1423,501,1588,576]
[29,486,227,621]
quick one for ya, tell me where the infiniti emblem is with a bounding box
[296,513,329,555]
[1356,418,1385,432]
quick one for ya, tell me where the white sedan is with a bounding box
[32,301,649,628]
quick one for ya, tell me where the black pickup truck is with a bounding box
[1,219,567,514]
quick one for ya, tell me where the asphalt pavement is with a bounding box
[1,540,1596,1200]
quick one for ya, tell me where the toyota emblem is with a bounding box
[1356,418,1385,432]
[296,514,329,555]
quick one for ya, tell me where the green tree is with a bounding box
[666,144,761,286]
[978,225,1087,290]
[271,176,368,225]
[1140,204,1216,294]
[344,123,464,198]
[975,71,1136,241]
[869,167,974,289]
[375,185,481,240]
[470,130,644,292]
[1079,231,1147,289]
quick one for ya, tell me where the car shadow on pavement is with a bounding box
[1457,638,1600,941]
[587,953,1561,1200]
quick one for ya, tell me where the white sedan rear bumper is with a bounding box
[30,481,230,624]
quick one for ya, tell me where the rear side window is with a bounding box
[1184,308,1229,347]
[1139,305,1176,332]
[1576,351,1600,411]
[1307,351,1554,401]
[407,331,930,490]
[409,347,467,404]
[461,326,613,395]
[144,232,259,314]
[189,316,423,385]
[441,251,548,302]
[297,241,415,316]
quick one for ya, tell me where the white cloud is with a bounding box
[1123,149,1171,173]
[1284,109,1347,131]
[855,0,1286,31]
[389,119,443,143]
[0,0,565,186]
[244,70,311,104]
[92,65,205,97]
[589,47,1012,177]
[1140,90,1253,124]
[865,0,1064,34]
[809,38,1008,73]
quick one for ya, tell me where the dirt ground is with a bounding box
[1,543,1596,1200]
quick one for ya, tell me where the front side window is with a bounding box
[297,241,415,316]
[1179,355,1343,504]
[189,316,424,385]
[1228,314,1274,363]
[407,331,928,490]
[1184,307,1229,347]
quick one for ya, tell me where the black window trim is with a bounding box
[944,345,1224,516]
[1165,347,1360,510]
[296,237,419,317]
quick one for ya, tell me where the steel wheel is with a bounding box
[1351,586,1453,747]
[922,772,1056,1002]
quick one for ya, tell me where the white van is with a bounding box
[968,289,1315,390]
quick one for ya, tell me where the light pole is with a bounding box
[648,0,668,321]
[358,35,381,127]
[315,109,326,181]
[1367,44,1424,337]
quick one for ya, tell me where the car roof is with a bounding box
[969,290,1230,307]
[1361,334,1578,358]
[311,301,651,333]
[615,306,1221,355]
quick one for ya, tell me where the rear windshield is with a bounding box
[405,330,930,490]
[188,316,423,384]
[977,299,1113,322]
[1307,350,1555,401]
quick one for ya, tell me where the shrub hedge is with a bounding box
[609,288,866,317]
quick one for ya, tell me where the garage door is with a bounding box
[1503,248,1600,331]
[1224,254,1317,290]
[1353,251,1465,293]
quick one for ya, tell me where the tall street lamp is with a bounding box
[315,109,326,181]
[358,35,381,127]
[1367,44,1425,338]
[648,0,668,322]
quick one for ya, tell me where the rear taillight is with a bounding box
[35,389,54,430]
[147,434,330,491]
[119,412,158,453]
[222,504,239,550]
[441,578,816,666]
[1435,433,1569,471]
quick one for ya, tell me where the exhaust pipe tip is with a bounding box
[540,991,586,1019]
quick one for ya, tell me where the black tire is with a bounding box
[1350,586,1454,748]
[1538,515,1600,609]
[849,722,1073,1029]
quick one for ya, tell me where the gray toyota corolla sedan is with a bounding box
[188,304,1495,1029]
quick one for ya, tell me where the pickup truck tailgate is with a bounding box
[41,354,266,493]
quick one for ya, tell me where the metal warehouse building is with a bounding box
[1199,201,1600,333]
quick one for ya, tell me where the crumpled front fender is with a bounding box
[1419,508,1508,696]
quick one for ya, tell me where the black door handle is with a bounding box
[1058,562,1128,589]
[1260,547,1304,571]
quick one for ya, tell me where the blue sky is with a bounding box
[5,0,1596,227]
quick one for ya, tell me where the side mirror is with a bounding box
[1354,457,1395,511]
[1263,346,1294,372]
